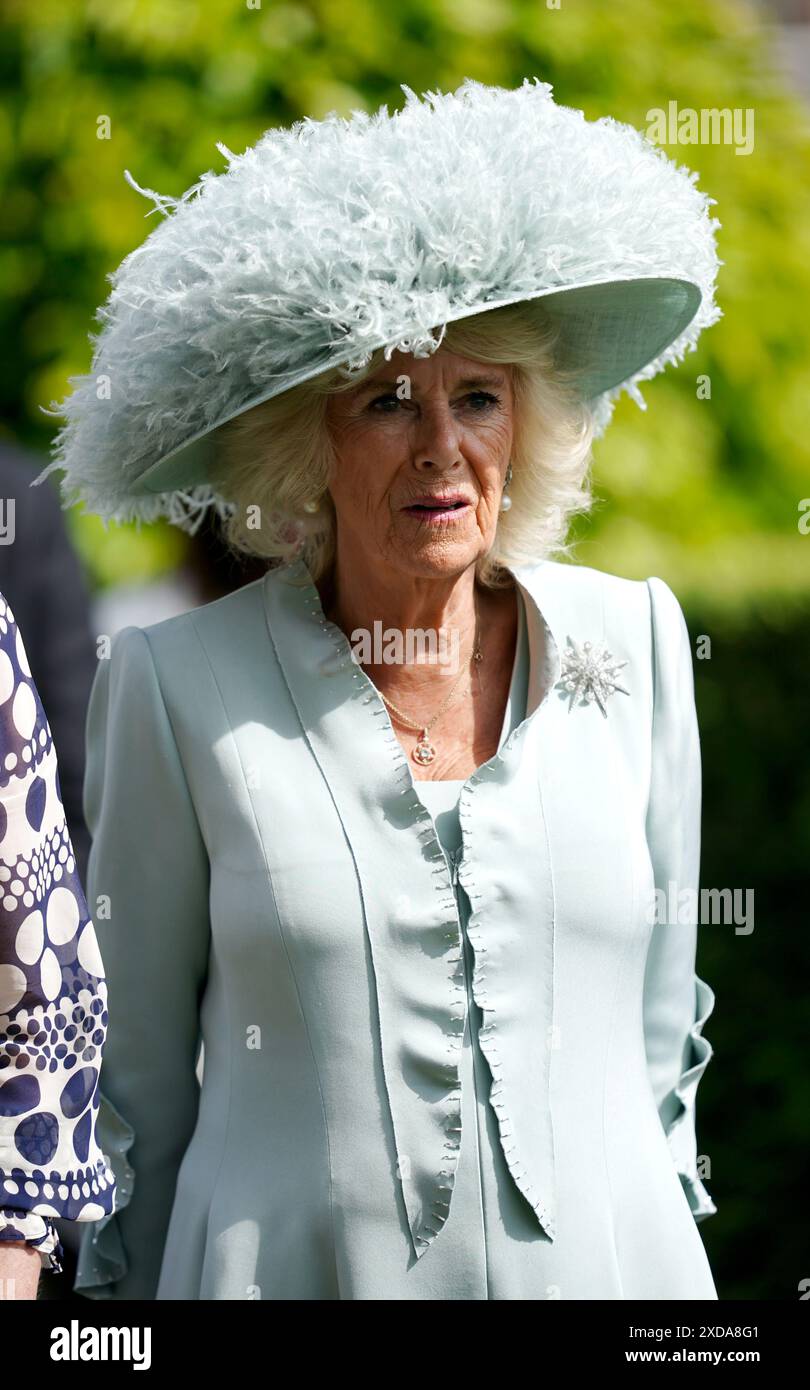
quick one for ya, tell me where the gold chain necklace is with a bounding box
[379,611,483,766]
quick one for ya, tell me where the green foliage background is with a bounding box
[2,0,807,1299]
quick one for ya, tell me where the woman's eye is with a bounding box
[368,393,401,412]
[367,390,501,413]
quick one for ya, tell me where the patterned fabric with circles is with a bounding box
[0,589,116,1273]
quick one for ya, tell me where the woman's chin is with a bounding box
[383,537,483,580]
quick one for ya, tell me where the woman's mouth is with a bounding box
[402,499,472,524]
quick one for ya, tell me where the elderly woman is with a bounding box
[36,78,722,1300]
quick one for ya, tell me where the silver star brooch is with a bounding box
[556,637,630,717]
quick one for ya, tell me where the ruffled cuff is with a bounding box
[0,1208,65,1273]
[73,1094,135,1297]
[663,973,718,1222]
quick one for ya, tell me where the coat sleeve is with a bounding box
[642,576,717,1222]
[73,624,211,1299]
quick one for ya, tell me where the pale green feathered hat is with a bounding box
[35,76,722,534]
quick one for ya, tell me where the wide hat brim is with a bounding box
[132,274,701,497]
[37,77,722,532]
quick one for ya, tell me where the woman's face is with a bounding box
[324,347,514,582]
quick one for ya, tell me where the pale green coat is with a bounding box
[74,557,718,1300]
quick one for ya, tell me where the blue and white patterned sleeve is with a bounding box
[0,589,117,1274]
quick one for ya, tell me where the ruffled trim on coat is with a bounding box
[73,1093,135,1295]
[664,973,718,1222]
[455,762,558,1240]
[266,566,467,1255]
[263,558,563,1257]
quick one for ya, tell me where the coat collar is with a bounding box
[261,555,564,1257]
[264,554,564,712]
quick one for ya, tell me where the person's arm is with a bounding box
[0,1239,41,1301]
[28,472,98,888]
[74,624,211,1300]
[642,576,717,1221]
[0,589,116,1298]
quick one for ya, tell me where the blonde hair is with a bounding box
[213,300,595,588]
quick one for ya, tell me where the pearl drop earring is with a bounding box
[500,463,513,512]
[303,498,320,514]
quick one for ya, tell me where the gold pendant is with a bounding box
[413,730,436,765]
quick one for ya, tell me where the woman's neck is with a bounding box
[317,559,516,703]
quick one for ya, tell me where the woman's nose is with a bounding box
[410,401,463,469]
